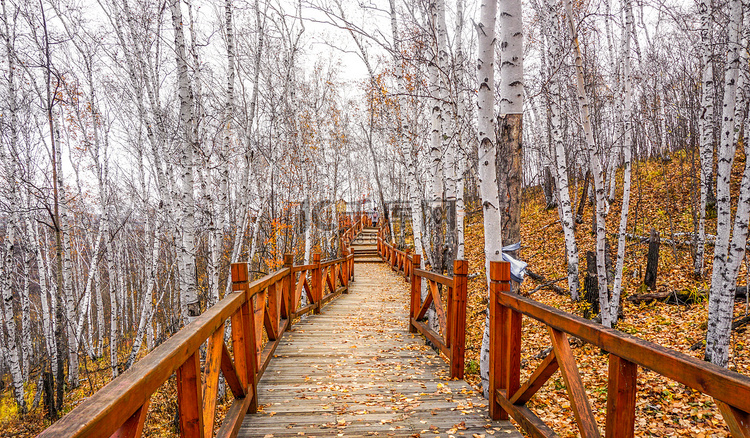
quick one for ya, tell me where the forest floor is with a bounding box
[461,149,749,437]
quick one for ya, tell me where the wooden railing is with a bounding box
[487,260,750,437]
[39,225,360,438]
[340,216,364,250]
[377,227,412,280]
[377,225,468,379]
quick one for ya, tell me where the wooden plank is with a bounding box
[303,276,314,304]
[110,399,149,438]
[416,287,433,321]
[268,282,281,339]
[495,390,559,438]
[230,309,248,389]
[238,262,519,438]
[489,261,512,421]
[716,400,750,438]
[256,322,286,380]
[221,341,245,399]
[177,352,204,438]
[411,318,450,357]
[326,266,335,294]
[203,324,224,438]
[428,280,448,336]
[409,254,422,334]
[294,271,306,311]
[605,354,637,438]
[320,285,346,306]
[214,392,253,438]
[497,290,750,412]
[294,302,316,318]
[549,327,600,438]
[502,307,522,407]
[450,260,468,379]
[253,290,265,366]
[414,268,454,287]
[241,300,258,414]
[511,349,559,405]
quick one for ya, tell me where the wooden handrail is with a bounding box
[487,260,750,437]
[414,268,454,288]
[39,248,357,438]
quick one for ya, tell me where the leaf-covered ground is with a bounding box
[463,151,749,437]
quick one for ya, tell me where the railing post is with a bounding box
[409,254,421,334]
[489,261,513,420]
[232,262,259,413]
[313,253,322,314]
[404,249,411,281]
[176,352,204,438]
[341,247,349,288]
[283,254,294,324]
[606,354,637,437]
[450,260,468,379]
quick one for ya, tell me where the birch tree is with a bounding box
[564,0,612,327]
[694,0,715,276]
[476,0,503,396]
[171,0,200,324]
[542,0,579,299]
[705,0,746,367]
[609,0,634,322]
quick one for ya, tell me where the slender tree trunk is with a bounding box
[695,0,715,276]
[171,0,200,324]
[454,0,467,260]
[476,0,503,396]
[544,0,579,299]
[705,0,744,367]
[565,0,612,326]
[610,0,635,322]
[389,0,427,259]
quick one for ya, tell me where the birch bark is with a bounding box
[695,0,715,276]
[389,0,427,259]
[171,0,200,324]
[544,0,579,299]
[610,0,634,322]
[476,0,503,395]
[0,9,26,404]
[564,0,612,326]
[705,0,744,367]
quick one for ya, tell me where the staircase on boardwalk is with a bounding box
[350,227,381,263]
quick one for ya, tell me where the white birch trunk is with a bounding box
[705,0,744,367]
[389,0,427,259]
[476,0,503,395]
[171,0,200,324]
[695,0,715,276]
[564,0,612,327]
[304,196,313,264]
[55,117,80,385]
[545,0,579,299]
[27,206,56,376]
[610,0,634,322]
[454,0,467,260]
[0,52,25,402]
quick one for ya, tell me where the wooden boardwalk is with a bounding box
[239,263,520,437]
